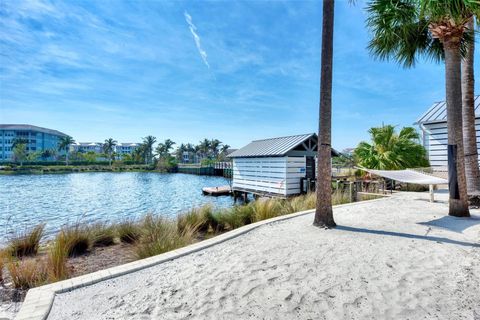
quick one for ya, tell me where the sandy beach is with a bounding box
[46,191,480,320]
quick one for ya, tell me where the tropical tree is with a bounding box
[210,139,222,158]
[198,138,211,159]
[155,139,176,158]
[142,136,157,165]
[366,0,479,216]
[354,125,429,170]
[26,151,41,162]
[58,135,75,165]
[12,141,27,166]
[314,0,336,228]
[462,18,480,196]
[103,138,117,166]
[175,143,187,162]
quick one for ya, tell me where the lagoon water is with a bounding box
[0,172,233,244]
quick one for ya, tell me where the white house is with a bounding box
[228,133,339,197]
[416,95,480,167]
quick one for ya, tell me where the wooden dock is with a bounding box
[202,185,232,196]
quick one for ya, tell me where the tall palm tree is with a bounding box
[155,139,176,158]
[58,136,75,165]
[354,125,429,170]
[142,136,157,164]
[198,139,211,159]
[366,0,479,217]
[462,18,480,196]
[210,139,222,158]
[314,0,336,228]
[103,138,117,167]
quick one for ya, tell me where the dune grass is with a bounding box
[6,258,47,289]
[135,214,196,259]
[8,224,45,257]
[116,219,141,244]
[0,250,5,283]
[177,205,211,234]
[47,232,69,282]
[58,225,91,257]
[89,223,116,247]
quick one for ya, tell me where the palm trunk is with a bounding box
[66,150,69,166]
[443,39,470,217]
[314,0,336,228]
[462,19,480,196]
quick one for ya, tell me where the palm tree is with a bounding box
[12,141,27,166]
[142,136,157,164]
[103,138,117,167]
[462,18,480,196]
[210,139,222,158]
[155,139,176,158]
[198,139,211,159]
[314,0,336,228]
[366,0,479,217]
[354,125,429,170]
[58,136,75,165]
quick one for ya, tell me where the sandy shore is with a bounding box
[47,191,480,320]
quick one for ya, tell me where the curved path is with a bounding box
[46,192,480,320]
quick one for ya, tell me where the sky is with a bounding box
[1,0,479,151]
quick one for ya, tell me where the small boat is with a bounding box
[202,185,232,196]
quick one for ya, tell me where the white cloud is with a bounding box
[184,11,210,69]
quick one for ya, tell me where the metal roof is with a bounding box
[415,95,480,125]
[0,124,68,137]
[228,133,317,158]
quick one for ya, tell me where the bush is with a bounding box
[117,220,141,243]
[6,258,47,289]
[47,232,69,282]
[8,224,45,257]
[58,225,90,257]
[135,214,195,259]
[89,223,116,247]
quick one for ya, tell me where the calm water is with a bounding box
[0,172,233,244]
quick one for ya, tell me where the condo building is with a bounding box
[0,124,68,161]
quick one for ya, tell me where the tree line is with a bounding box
[9,135,231,168]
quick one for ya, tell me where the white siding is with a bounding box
[232,156,306,196]
[422,120,480,167]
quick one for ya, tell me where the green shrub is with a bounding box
[8,224,45,257]
[89,223,116,247]
[117,219,141,243]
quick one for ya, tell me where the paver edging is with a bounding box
[15,196,390,320]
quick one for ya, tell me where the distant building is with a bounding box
[416,95,480,167]
[0,124,68,161]
[71,142,103,154]
[115,143,140,158]
[341,148,356,156]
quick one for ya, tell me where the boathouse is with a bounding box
[228,133,339,197]
[416,95,480,167]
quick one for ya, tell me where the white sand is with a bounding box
[48,191,480,320]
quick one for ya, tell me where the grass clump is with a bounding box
[89,222,116,247]
[214,205,254,230]
[332,189,350,205]
[135,214,195,259]
[177,206,210,234]
[58,225,90,257]
[251,198,282,222]
[8,224,45,257]
[0,250,5,283]
[47,232,69,282]
[6,258,47,289]
[117,219,141,243]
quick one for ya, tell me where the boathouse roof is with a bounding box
[228,133,339,158]
[415,95,480,125]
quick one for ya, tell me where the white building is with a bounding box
[115,143,140,157]
[228,133,339,197]
[416,95,480,167]
[71,142,103,154]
